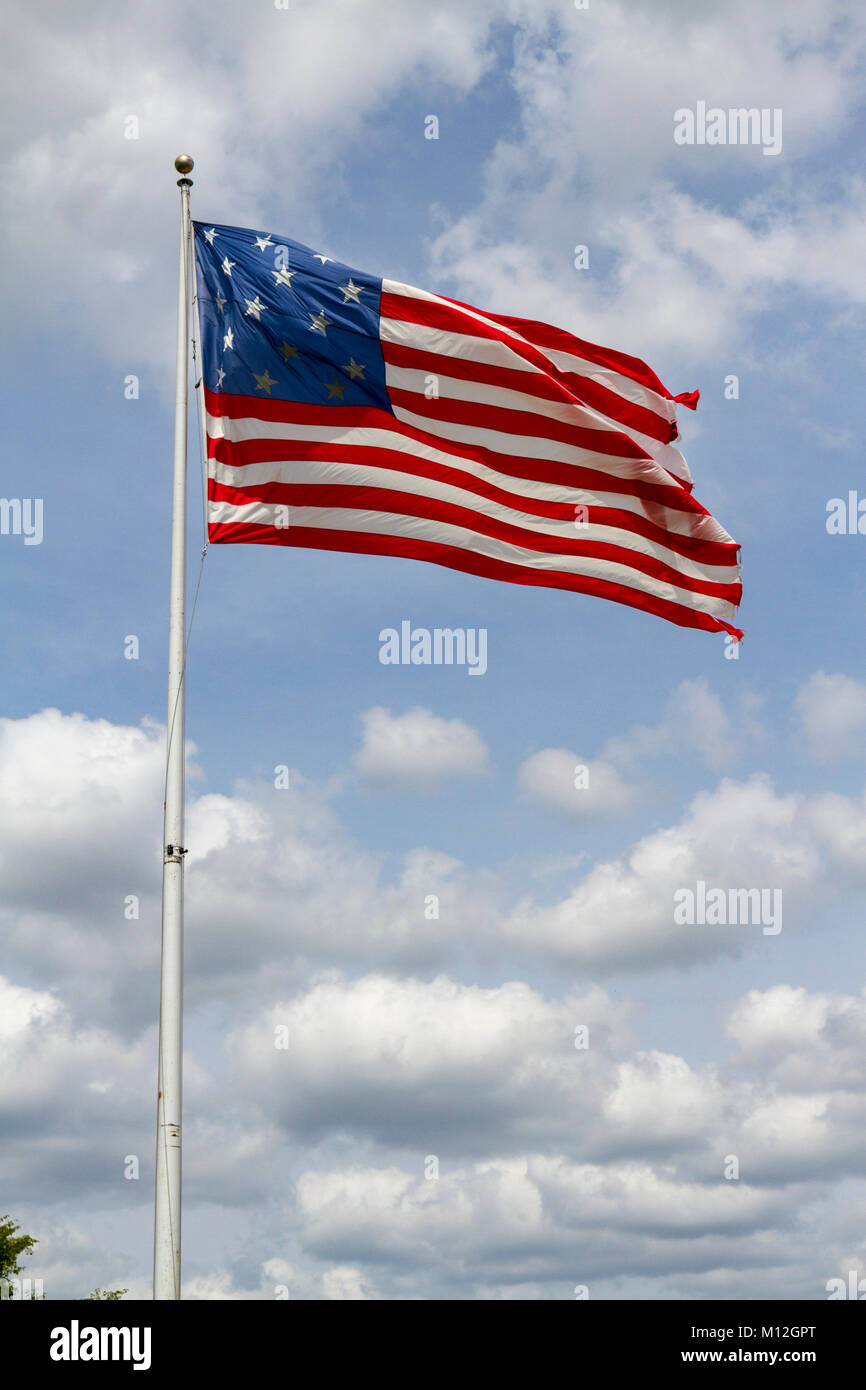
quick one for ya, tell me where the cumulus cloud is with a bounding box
[428,2,866,362]
[5,955,866,1297]
[225,971,866,1192]
[4,704,866,1022]
[727,984,866,1094]
[0,973,158,1203]
[3,701,866,1297]
[228,974,627,1154]
[504,773,844,972]
[292,1156,788,1287]
[0,0,528,375]
[0,709,499,1031]
[516,679,744,823]
[603,678,739,774]
[237,972,865,1297]
[353,705,490,791]
[796,671,866,762]
[5,0,863,381]
[0,707,166,912]
[518,747,640,818]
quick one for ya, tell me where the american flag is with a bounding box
[193,221,742,639]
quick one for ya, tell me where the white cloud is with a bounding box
[518,747,640,818]
[516,679,744,823]
[7,0,865,379]
[4,702,866,1016]
[0,977,59,1040]
[727,984,866,1094]
[354,705,490,791]
[228,973,627,1152]
[796,671,866,762]
[428,2,866,363]
[5,955,866,1297]
[603,678,738,774]
[0,709,501,1029]
[290,1153,797,1291]
[0,973,160,1200]
[225,969,866,1196]
[0,0,527,374]
[504,774,828,971]
[0,707,165,903]
[602,1051,727,1147]
[0,700,863,1296]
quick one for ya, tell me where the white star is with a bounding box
[221,256,236,277]
[308,309,332,335]
[340,278,362,304]
[324,374,347,401]
[244,296,266,320]
[254,368,278,395]
[313,253,332,265]
[223,328,234,351]
[254,235,274,252]
[214,290,227,314]
[203,227,219,245]
[272,266,296,289]
[216,367,226,389]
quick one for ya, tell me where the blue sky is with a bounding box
[2,0,866,1300]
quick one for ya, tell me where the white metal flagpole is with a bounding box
[153,153,194,1300]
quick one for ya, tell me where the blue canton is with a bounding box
[193,221,390,413]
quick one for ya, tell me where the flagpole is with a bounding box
[153,153,194,1301]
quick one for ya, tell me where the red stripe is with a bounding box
[381,291,675,441]
[456,303,678,401]
[205,387,390,428]
[388,386,652,461]
[209,435,738,566]
[205,390,708,516]
[207,519,743,639]
[215,374,649,467]
[382,340,674,445]
[208,478,742,603]
[385,289,700,436]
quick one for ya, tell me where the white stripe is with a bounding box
[206,409,670,484]
[208,499,738,623]
[626,433,691,485]
[382,277,526,341]
[543,347,677,422]
[380,292,679,434]
[381,314,547,371]
[380,315,691,484]
[211,457,739,585]
[389,400,705,501]
[385,362,642,443]
[204,411,732,545]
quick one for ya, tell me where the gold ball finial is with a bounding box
[174,154,194,176]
